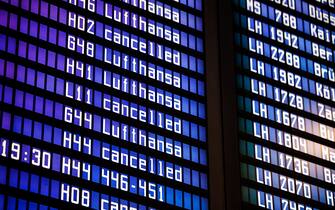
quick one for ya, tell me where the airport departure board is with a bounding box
[233,0,335,209]
[0,0,208,209]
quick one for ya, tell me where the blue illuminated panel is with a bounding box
[234,0,335,209]
[0,0,208,209]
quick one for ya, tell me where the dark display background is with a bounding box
[233,0,335,209]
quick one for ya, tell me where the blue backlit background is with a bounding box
[0,0,208,209]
